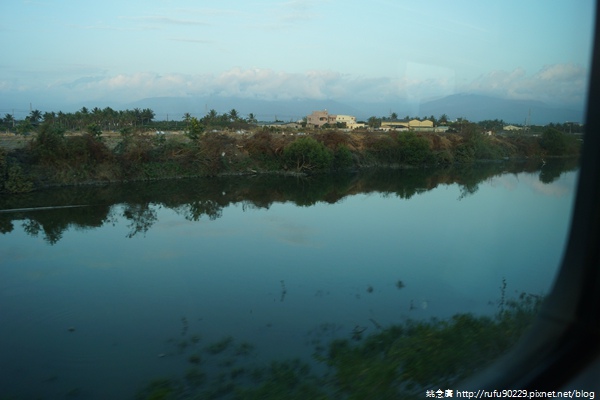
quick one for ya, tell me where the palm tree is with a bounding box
[29,109,42,124]
[183,113,192,131]
[91,107,102,125]
[207,109,218,120]
[229,109,239,121]
[141,108,155,125]
[103,107,116,131]
[133,108,143,126]
[42,111,56,125]
[4,113,14,128]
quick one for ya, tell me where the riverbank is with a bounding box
[0,126,580,194]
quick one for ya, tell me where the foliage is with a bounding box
[185,117,204,140]
[283,137,333,172]
[86,123,103,140]
[66,134,113,165]
[477,119,506,133]
[398,131,433,165]
[472,136,505,160]
[132,290,542,400]
[368,116,382,128]
[434,149,454,165]
[0,148,33,193]
[3,164,33,193]
[363,134,401,164]
[30,122,66,164]
[540,128,569,155]
[16,119,34,136]
[243,131,284,170]
[451,123,506,162]
[315,131,350,150]
[0,122,582,190]
[319,291,541,398]
[0,147,6,180]
[333,145,355,170]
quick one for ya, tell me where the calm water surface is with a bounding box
[0,163,578,399]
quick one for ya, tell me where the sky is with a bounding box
[0,0,595,119]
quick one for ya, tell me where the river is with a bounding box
[0,160,579,399]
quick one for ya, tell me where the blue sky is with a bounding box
[0,0,595,118]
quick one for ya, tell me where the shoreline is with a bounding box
[0,129,580,194]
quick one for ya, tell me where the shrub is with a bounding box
[398,131,433,165]
[435,149,454,165]
[283,137,333,172]
[333,145,354,170]
[31,123,66,164]
[86,123,103,140]
[454,143,476,163]
[4,164,33,193]
[0,148,33,193]
[472,135,503,160]
[540,128,568,155]
[244,131,284,170]
[364,134,401,164]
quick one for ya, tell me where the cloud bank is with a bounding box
[464,64,587,107]
[0,64,587,113]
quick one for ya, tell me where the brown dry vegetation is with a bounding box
[0,127,580,193]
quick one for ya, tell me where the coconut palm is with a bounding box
[29,109,42,124]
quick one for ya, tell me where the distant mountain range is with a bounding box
[418,94,584,125]
[123,93,584,125]
[123,96,366,122]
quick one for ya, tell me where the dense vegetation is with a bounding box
[0,107,581,194]
[131,286,542,399]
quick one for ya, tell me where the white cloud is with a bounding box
[463,64,587,106]
[3,64,588,111]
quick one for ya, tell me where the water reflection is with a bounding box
[0,158,578,244]
[0,159,579,399]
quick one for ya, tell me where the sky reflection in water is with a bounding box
[0,167,578,398]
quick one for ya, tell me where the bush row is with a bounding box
[0,124,580,193]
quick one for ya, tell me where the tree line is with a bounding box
[1,106,156,134]
[366,113,584,135]
[1,106,262,135]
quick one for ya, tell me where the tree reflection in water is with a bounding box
[0,158,579,244]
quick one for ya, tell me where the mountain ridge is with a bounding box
[418,94,584,125]
[124,93,583,125]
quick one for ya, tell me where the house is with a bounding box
[503,125,522,131]
[306,110,363,129]
[307,110,331,128]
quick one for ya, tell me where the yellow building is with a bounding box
[381,121,409,130]
[380,119,434,131]
[409,119,434,129]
